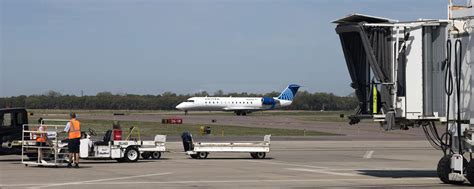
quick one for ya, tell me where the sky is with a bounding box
[0,0,448,97]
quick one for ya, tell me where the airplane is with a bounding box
[175,84,301,116]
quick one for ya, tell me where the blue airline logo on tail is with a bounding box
[277,84,301,101]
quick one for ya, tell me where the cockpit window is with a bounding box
[186,100,195,103]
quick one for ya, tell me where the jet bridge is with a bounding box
[333,1,474,184]
[334,14,449,130]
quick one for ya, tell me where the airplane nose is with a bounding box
[176,103,184,110]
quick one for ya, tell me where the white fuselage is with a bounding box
[176,97,292,112]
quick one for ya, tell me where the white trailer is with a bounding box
[182,133,271,159]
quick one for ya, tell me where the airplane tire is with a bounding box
[242,112,247,116]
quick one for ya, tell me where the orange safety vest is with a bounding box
[68,119,81,139]
[36,125,47,142]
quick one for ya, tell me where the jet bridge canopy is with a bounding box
[332,13,397,24]
[334,14,395,117]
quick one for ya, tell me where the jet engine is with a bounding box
[261,97,278,105]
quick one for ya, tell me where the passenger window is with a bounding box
[1,113,13,127]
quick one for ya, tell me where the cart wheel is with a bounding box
[141,152,151,159]
[190,154,198,159]
[151,152,161,159]
[197,152,208,159]
[250,153,257,159]
[467,160,474,185]
[124,147,139,162]
[255,152,266,159]
[24,164,28,167]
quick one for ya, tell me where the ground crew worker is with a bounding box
[36,118,47,163]
[64,112,81,168]
[36,118,47,144]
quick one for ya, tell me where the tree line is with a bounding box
[0,90,358,111]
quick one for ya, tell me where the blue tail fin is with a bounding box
[277,84,301,101]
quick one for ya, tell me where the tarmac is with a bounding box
[0,140,471,188]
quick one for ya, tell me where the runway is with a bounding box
[0,140,467,188]
[80,113,428,141]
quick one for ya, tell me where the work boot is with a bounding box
[74,163,79,168]
[67,163,72,168]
